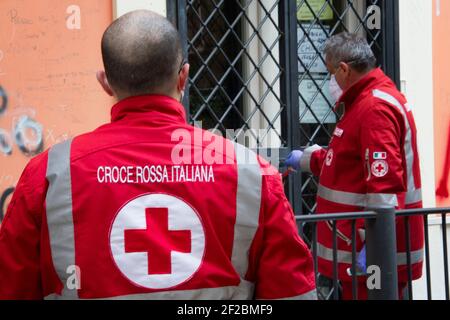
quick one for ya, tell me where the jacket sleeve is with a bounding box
[247,164,316,300]
[0,158,46,299]
[359,103,407,208]
[300,145,327,176]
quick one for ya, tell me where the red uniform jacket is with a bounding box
[301,68,424,282]
[0,95,316,300]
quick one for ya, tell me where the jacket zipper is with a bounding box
[365,148,371,181]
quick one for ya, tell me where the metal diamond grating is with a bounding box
[187,0,286,147]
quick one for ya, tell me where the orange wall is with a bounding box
[433,0,450,207]
[0,1,113,211]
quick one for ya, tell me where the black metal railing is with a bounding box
[396,208,450,300]
[296,207,450,300]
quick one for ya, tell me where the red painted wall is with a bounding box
[0,1,113,218]
[433,0,450,206]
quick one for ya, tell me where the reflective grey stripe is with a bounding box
[316,243,357,265]
[366,193,398,208]
[45,139,78,299]
[406,188,422,205]
[45,280,255,300]
[272,289,318,300]
[317,243,424,266]
[232,142,262,280]
[372,90,422,205]
[318,184,398,208]
[318,184,366,207]
[300,144,322,173]
[397,250,424,266]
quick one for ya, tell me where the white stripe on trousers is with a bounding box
[316,243,424,266]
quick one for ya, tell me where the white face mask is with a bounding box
[329,74,343,102]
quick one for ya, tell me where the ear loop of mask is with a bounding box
[178,59,187,103]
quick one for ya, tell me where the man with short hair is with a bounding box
[0,10,316,300]
[286,32,424,299]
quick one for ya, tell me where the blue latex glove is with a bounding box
[356,245,366,273]
[284,150,303,170]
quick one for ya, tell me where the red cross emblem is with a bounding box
[110,193,205,289]
[375,163,384,173]
[124,208,191,275]
[371,160,389,177]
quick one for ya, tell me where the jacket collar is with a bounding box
[337,67,388,110]
[111,95,187,124]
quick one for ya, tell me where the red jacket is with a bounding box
[301,68,424,282]
[0,95,316,300]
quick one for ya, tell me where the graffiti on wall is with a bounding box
[0,186,14,223]
[0,85,44,157]
[0,1,114,223]
[0,84,45,223]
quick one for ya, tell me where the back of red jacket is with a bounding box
[0,95,316,300]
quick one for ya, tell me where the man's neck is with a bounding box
[346,68,374,90]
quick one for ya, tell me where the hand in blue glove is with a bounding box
[356,245,366,274]
[284,150,303,171]
[347,244,367,276]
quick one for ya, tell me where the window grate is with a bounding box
[186,0,286,148]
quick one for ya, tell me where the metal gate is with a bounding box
[297,207,450,300]
[168,0,399,215]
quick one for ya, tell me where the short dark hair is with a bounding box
[101,10,182,96]
[323,32,377,73]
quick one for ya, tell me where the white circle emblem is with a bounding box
[371,160,389,178]
[110,193,205,289]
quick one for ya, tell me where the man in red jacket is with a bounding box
[286,32,424,299]
[0,10,316,300]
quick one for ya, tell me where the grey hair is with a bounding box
[323,32,376,73]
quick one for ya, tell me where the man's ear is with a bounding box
[96,70,114,97]
[339,62,350,75]
[177,63,190,92]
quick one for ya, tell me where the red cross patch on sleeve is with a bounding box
[371,160,389,177]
